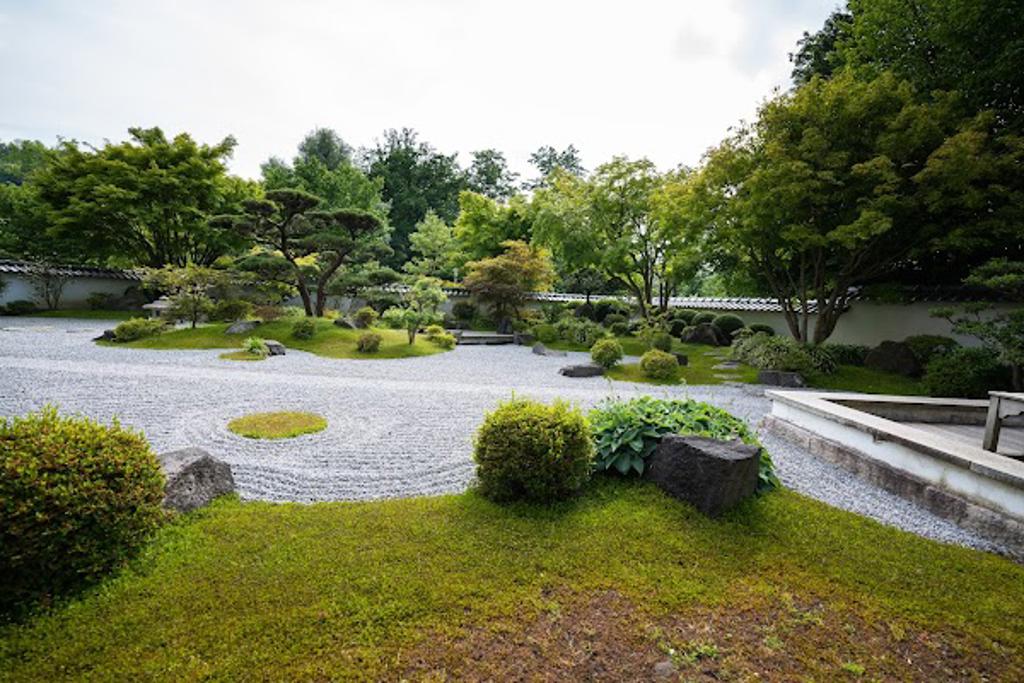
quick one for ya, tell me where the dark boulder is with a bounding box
[333,317,355,329]
[225,320,260,335]
[263,339,286,356]
[532,342,567,357]
[158,447,235,513]
[673,353,689,366]
[865,341,921,377]
[679,323,729,347]
[514,331,536,346]
[644,436,760,516]
[93,329,116,342]
[757,370,806,388]
[558,363,605,378]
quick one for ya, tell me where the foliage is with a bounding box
[253,305,285,322]
[789,9,853,84]
[227,411,327,440]
[0,406,164,613]
[904,335,960,367]
[453,191,532,261]
[823,343,870,367]
[388,277,448,344]
[113,317,164,342]
[712,313,745,337]
[451,301,477,323]
[649,331,674,353]
[291,318,317,340]
[428,331,457,350]
[210,299,254,323]
[473,398,594,503]
[403,210,465,280]
[748,323,775,336]
[242,336,269,358]
[692,312,715,325]
[609,321,630,336]
[532,323,559,344]
[353,306,379,328]
[466,149,519,201]
[555,316,606,348]
[732,334,814,374]
[588,396,778,491]
[356,332,383,353]
[640,349,679,380]
[145,265,234,328]
[594,298,631,323]
[590,338,624,369]
[463,240,554,326]
[32,127,251,267]
[523,144,585,190]
[923,348,1009,398]
[2,300,38,315]
[24,263,70,310]
[806,345,838,375]
[672,309,698,324]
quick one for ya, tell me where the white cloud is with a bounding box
[0,0,836,178]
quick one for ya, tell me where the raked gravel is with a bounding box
[0,316,1005,555]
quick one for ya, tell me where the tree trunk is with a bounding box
[296,281,314,317]
[1013,363,1023,392]
[407,326,416,345]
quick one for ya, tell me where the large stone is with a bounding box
[679,323,730,347]
[644,436,760,516]
[225,319,260,335]
[514,331,536,346]
[333,317,355,329]
[93,329,116,342]
[158,447,235,513]
[673,352,689,367]
[532,342,567,357]
[264,339,286,356]
[757,369,806,388]
[559,363,605,378]
[865,341,921,377]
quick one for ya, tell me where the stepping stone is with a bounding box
[713,361,741,370]
[559,363,605,378]
[263,339,286,356]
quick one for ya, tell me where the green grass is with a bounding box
[227,411,327,439]
[27,309,137,320]
[101,318,446,360]
[1,480,1021,680]
[809,365,928,396]
[218,350,265,362]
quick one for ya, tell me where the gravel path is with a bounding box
[0,316,1004,554]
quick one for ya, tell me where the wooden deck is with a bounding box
[905,422,1024,459]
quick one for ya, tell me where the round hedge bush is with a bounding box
[353,306,379,328]
[357,332,382,353]
[650,331,674,352]
[923,348,1008,398]
[430,331,457,349]
[671,309,698,324]
[291,318,317,340]
[473,399,594,503]
[452,301,477,322]
[0,407,165,612]
[692,311,715,325]
[609,321,630,336]
[712,313,746,337]
[591,338,624,369]
[640,349,679,379]
[748,323,775,336]
[211,299,254,322]
[532,323,559,344]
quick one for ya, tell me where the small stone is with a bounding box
[679,323,730,347]
[713,361,740,370]
[225,320,260,335]
[558,363,605,378]
[653,660,677,679]
[757,369,806,387]
[264,339,286,356]
[158,447,235,513]
[644,435,760,516]
[532,342,567,357]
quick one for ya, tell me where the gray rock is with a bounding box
[158,447,235,513]
[93,329,116,342]
[514,331,536,346]
[333,317,355,329]
[865,340,921,377]
[264,339,286,356]
[653,660,677,679]
[673,352,689,367]
[644,435,760,516]
[757,370,806,387]
[558,363,605,378]
[225,320,260,335]
[679,323,730,347]
[532,342,567,357]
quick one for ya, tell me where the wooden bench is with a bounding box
[983,391,1024,452]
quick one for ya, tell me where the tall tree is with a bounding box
[296,128,353,170]
[362,128,467,266]
[403,211,465,280]
[31,127,249,267]
[789,9,853,85]
[463,240,554,331]
[466,149,518,201]
[524,144,585,190]
[453,191,532,262]
[0,140,50,185]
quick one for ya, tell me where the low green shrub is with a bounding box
[113,317,165,342]
[692,311,715,325]
[594,299,630,323]
[452,301,477,322]
[573,302,596,320]
[668,318,688,336]
[712,313,746,337]
[424,324,446,339]
[253,305,285,321]
[210,299,254,322]
[473,398,594,503]
[0,407,165,614]
[732,334,814,374]
[823,343,870,366]
[806,345,838,375]
[353,306,379,329]
[86,292,113,310]
[532,323,559,344]
[429,332,457,349]
[243,336,269,358]
[381,307,406,329]
[291,318,316,340]
[589,396,779,490]
[4,300,38,315]
[357,332,382,353]
[748,323,775,336]
[905,335,960,366]
[649,331,674,352]
[923,347,1008,398]
[555,317,606,348]
[591,338,624,369]
[671,309,698,324]
[602,313,627,327]
[609,321,631,336]
[640,349,679,379]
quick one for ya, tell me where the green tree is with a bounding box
[393,277,447,344]
[363,128,467,266]
[31,127,249,267]
[453,191,532,262]
[296,128,353,170]
[462,240,554,331]
[0,140,50,185]
[403,211,465,280]
[467,149,518,201]
[144,264,235,328]
[524,144,585,190]
[789,10,853,85]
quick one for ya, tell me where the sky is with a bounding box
[0,0,839,180]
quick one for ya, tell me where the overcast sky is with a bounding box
[0,0,838,179]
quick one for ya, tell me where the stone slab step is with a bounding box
[456,332,515,345]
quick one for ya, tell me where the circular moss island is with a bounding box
[227,411,327,440]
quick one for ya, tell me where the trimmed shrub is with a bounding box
[381,307,406,329]
[649,331,674,352]
[602,313,627,327]
[243,336,269,358]
[4,300,38,315]
[692,311,715,325]
[905,335,960,366]
[356,332,382,353]
[823,343,870,366]
[0,407,165,613]
[923,348,1008,398]
[671,309,698,324]
[593,299,630,323]
[609,321,631,337]
[539,302,564,324]
[748,323,775,336]
[532,323,559,344]
[430,332,457,349]
[452,301,477,322]
[640,349,679,379]
[473,398,594,503]
[210,299,253,322]
[712,313,746,337]
[573,302,596,321]
[291,318,316,340]
[589,396,779,491]
[806,345,838,375]
[555,317,606,348]
[732,334,814,374]
[353,306,379,329]
[113,317,165,342]
[86,292,113,310]
[253,305,285,321]
[591,338,624,369]
[424,324,446,339]
[362,291,402,313]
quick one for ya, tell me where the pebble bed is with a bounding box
[0,316,1005,554]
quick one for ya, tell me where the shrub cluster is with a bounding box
[425,325,456,349]
[923,347,1008,398]
[732,333,820,374]
[712,313,745,337]
[0,407,165,613]
[748,323,775,336]
[474,398,594,503]
[692,311,715,325]
[451,301,477,323]
[823,343,870,366]
[113,317,165,342]
[640,349,679,379]
[357,332,382,353]
[291,318,317,340]
[353,306,379,329]
[243,336,269,357]
[532,323,559,344]
[589,396,779,491]
[590,338,624,369]
[555,316,606,348]
[2,300,38,315]
[905,335,960,366]
[210,299,253,322]
[253,305,285,321]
